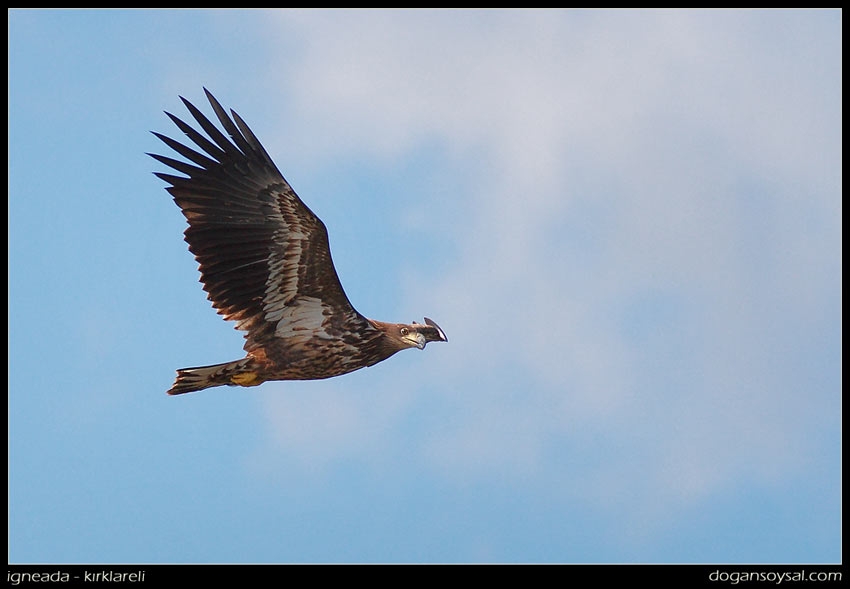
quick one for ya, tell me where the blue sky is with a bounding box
[8,9,841,564]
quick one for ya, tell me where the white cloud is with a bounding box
[251,9,840,522]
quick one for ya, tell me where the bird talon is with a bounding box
[231,372,261,386]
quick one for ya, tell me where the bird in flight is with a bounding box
[150,89,447,395]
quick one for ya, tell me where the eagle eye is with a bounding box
[400,327,410,336]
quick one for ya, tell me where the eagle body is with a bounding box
[151,89,446,395]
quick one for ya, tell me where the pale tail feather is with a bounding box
[167,358,257,395]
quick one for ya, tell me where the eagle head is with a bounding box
[373,317,448,352]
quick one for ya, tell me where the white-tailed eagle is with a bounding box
[150,89,447,395]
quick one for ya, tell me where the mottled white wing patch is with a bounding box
[270,296,335,339]
[265,199,310,304]
[259,195,339,340]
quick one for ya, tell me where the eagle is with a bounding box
[150,89,447,395]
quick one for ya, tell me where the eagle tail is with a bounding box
[167,358,262,395]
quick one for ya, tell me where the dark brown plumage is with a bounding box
[150,89,447,395]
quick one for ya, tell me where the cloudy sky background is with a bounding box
[9,9,841,563]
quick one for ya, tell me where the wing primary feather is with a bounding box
[152,171,193,187]
[151,131,218,169]
[164,112,228,162]
[179,95,243,158]
[231,110,280,174]
[203,89,257,160]
[147,153,204,178]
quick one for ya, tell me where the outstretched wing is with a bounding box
[150,89,370,353]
